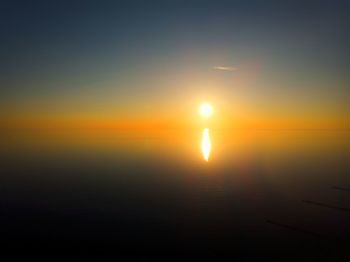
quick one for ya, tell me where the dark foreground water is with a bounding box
[1,130,350,260]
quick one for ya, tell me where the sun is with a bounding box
[199,103,213,118]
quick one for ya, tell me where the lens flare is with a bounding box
[201,128,211,161]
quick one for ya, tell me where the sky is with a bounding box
[2,0,350,130]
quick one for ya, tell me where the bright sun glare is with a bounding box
[199,103,213,118]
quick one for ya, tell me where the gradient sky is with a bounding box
[2,0,350,129]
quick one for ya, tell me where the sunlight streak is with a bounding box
[201,128,211,161]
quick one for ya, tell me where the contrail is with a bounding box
[213,66,238,72]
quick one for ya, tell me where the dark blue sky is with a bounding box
[2,0,349,127]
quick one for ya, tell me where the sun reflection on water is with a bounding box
[201,128,211,161]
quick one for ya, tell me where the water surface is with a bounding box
[1,129,350,259]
